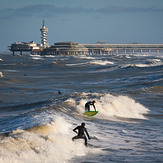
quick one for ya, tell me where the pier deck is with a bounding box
[82,43,163,55]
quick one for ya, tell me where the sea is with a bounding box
[0,51,163,163]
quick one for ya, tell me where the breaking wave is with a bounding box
[121,58,163,68]
[66,93,149,121]
[0,116,103,163]
[0,72,3,78]
[89,60,114,65]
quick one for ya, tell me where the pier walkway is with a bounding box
[82,44,163,55]
[9,42,163,55]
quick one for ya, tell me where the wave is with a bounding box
[66,60,114,67]
[4,70,19,72]
[66,93,149,121]
[31,55,44,60]
[66,62,88,66]
[42,55,56,58]
[0,72,3,78]
[0,116,102,163]
[150,85,163,93]
[89,60,114,65]
[121,59,163,68]
[74,55,96,60]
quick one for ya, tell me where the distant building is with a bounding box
[9,20,48,55]
[40,20,48,48]
[9,41,40,55]
[8,20,163,56]
[41,41,88,55]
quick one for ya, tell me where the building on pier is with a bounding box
[8,41,40,55]
[41,41,88,55]
[82,44,163,55]
[40,20,48,48]
[9,20,48,55]
[8,20,163,55]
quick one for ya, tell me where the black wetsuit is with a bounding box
[85,101,96,111]
[72,125,90,146]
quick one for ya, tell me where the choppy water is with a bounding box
[0,52,163,163]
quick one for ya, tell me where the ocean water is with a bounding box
[0,52,163,163]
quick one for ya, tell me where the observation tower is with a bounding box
[40,20,48,48]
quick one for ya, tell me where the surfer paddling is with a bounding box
[85,100,96,111]
[72,122,91,146]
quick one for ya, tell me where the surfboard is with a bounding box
[84,111,98,116]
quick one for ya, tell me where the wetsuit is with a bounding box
[85,101,96,111]
[72,125,90,146]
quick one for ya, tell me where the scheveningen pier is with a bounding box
[42,42,163,55]
[9,20,163,56]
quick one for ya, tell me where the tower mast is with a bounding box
[40,19,48,48]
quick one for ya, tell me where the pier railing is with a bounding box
[9,43,163,55]
[82,44,163,55]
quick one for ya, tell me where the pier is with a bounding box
[8,20,163,56]
[9,42,163,56]
[40,43,163,55]
[82,44,163,55]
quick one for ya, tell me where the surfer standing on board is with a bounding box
[85,100,96,111]
[72,122,91,146]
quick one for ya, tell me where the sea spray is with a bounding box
[70,93,149,120]
[0,72,3,78]
[0,116,103,163]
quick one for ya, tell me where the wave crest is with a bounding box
[74,93,149,120]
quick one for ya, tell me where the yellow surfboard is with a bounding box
[84,111,98,116]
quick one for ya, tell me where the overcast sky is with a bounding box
[0,0,163,51]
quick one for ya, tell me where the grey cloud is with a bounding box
[0,4,93,18]
[0,4,162,19]
[96,5,163,13]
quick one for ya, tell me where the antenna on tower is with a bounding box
[40,19,48,48]
[43,19,45,26]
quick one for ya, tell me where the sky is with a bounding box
[0,0,163,51]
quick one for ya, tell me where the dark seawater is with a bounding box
[0,52,163,163]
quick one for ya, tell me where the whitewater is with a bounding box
[0,52,163,162]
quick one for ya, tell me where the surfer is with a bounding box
[85,100,96,111]
[72,122,91,146]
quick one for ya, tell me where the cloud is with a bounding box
[0,4,162,19]
[96,5,163,14]
[0,4,93,18]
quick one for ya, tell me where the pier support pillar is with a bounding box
[157,49,159,55]
[116,49,118,55]
[124,49,126,55]
[149,49,151,55]
[141,49,143,55]
[13,51,15,56]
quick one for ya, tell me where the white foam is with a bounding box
[0,72,3,78]
[0,116,103,163]
[75,93,149,120]
[123,56,163,68]
[4,70,19,72]
[31,55,44,60]
[89,60,114,65]
[98,94,149,119]
[66,62,87,66]
[32,57,44,60]
[43,55,56,58]
[74,55,96,59]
